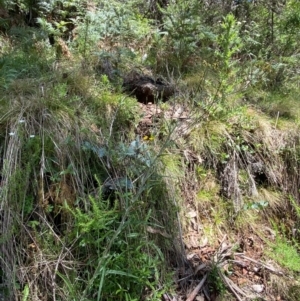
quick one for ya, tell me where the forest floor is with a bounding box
[138,102,292,301]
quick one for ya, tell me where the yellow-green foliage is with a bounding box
[161,153,184,179]
[189,121,227,155]
[268,239,300,272]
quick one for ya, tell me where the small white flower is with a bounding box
[30,135,35,138]
[9,132,15,136]
[19,119,25,123]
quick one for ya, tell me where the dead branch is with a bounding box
[186,274,208,301]
[236,254,284,276]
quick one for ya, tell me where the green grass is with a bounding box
[2,2,300,300]
[267,239,300,272]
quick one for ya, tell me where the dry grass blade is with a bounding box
[163,293,178,301]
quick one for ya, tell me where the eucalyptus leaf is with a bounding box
[82,141,106,158]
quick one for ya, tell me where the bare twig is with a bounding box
[219,273,245,301]
[186,274,208,301]
[236,254,283,276]
[194,262,208,275]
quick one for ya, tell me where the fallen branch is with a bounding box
[236,254,284,276]
[186,274,208,301]
[219,272,247,301]
[194,262,207,275]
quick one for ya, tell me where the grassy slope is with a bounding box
[1,3,300,301]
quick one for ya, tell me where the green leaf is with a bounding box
[22,284,29,301]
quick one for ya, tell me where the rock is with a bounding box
[252,284,264,293]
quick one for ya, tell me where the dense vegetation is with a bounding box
[0,0,300,300]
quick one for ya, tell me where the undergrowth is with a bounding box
[1,1,300,301]
[0,36,179,300]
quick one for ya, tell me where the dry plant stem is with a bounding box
[218,273,244,301]
[275,111,279,129]
[169,182,186,266]
[108,97,126,140]
[163,293,177,301]
[52,249,64,301]
[236,254,283,275]
[185,273,207,301]
[26,212,78,300]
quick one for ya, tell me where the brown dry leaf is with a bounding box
[187,253,197,260]
[141,118,152,125]
[186,210,197,218]
[238,278,248,285]
[189,235,199,249]
[219,241,233,257]
[191,219,198,231]
[28,243,37,251]
[200,246,214,254]
[200,237,208,248]
[90,124,99,132]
